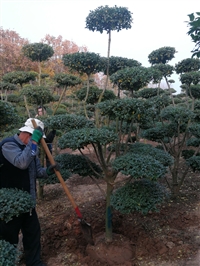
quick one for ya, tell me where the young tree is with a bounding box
[22,43,54,86]
[85,5,133,95]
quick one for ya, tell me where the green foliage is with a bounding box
[186,137,200,147]
[142,122,175,141]
[147,94,171,111]
[38,168,71,186]
[182,149,196,159]
[54,108,68,115]
[44,114,94,132]
[190,85,200,99]
[151,63,174,78]
[0,82,17,91]
[186,155,200,171]
[55,153,102,178]
[187,12,200,58]
[2,71,37,87]
[0,188,35,223]
[21,85,54,105]
[101,56,141,75]
[58,127,118,150]
[97,98,153,123]
[7,94,22,103]
[76,86,116,104]
[160,106,195,123]
[180,71,200,86]
[22,43,54,62]
[111,179,169,214]
[62,52,103,76]
[54,73,82,87]
[148,47,176,65]
[136,87,164,99]
[175,58,200,73]
[110,66,153,93]
[188,123,200,138]
[112,153,167,180]
[0,240,20,266]
[85,5,133,34]
[128,142,173,167]
[0,101,20,133]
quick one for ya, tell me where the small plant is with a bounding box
[0,239,20,266]
[0,188,35,223]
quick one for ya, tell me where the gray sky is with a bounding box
[0,0,199,93]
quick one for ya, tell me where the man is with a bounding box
[36,106,56,167]
[0,118,59,266]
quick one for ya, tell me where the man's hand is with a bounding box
[46,163,60,175]
[32,126,43,143]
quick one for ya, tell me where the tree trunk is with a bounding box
[105,182,113,242]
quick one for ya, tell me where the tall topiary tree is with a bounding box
[85,5,133,97]
[148,47,176,105]
[22,43,54,85]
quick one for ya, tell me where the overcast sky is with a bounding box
[0,0,199,93]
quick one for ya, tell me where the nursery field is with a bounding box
[19,147,200,266]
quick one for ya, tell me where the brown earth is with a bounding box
[19,146,200,266]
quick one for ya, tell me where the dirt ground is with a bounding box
[19,147,200,266]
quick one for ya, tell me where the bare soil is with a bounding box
[19,146,200,266]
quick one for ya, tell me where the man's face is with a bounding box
[38,108,43,116]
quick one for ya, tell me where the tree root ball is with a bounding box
[86,233,134,265]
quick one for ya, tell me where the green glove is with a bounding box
[46,163,60,175]
[32,126,43,143]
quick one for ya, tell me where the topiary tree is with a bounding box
[85,5,133,95]
[22,43,54,85]
[110,66,153,97]
[141,105,197,195]
[62,52,103,118]
[53,73,82,115]
[54,99,173,242]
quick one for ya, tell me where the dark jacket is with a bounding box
[0,134,48,203]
